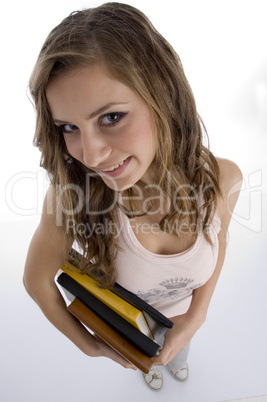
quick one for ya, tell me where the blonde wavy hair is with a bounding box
[29,2,221,288]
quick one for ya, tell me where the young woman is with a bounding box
[23,2,242,391]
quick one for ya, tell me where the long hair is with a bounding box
[29,2,221,288]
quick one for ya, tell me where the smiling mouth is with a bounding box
[101,159,126,172]
[98,156,132,178]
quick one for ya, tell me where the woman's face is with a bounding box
[46,64,158,191]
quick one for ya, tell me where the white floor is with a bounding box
[1,195,267,402]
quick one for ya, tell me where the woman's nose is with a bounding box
[81,129,112,168]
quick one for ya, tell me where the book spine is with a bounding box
[67,298,154,374]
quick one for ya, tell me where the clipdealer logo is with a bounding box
[229,169,262,233]
[4,169,264,233]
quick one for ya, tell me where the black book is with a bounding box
[57,271,161,357]
[111,283,173,346]
[112,282,173,328]
[67,248,173,346]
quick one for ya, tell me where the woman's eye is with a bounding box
[59,124,79,134]
[100,112,127,127]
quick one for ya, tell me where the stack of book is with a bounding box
[55,250,173,373]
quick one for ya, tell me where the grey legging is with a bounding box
[167,342,190,371]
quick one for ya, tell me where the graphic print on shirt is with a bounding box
[136,277,204,305]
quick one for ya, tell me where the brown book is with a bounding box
[68,297,154,374]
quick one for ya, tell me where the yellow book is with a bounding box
[61,261,153,339]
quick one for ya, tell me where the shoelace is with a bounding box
[145,367,162,382]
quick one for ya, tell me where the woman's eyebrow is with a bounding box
[53,102,129,124]
[53,119,72,125]
[89,102,129,119]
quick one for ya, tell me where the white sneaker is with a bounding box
[142,366,163,391]
[168,362,189,381]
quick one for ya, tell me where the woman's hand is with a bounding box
[93,334,137,370]
[151,312,204,366]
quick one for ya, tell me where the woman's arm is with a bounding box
[23,185,136,370]
[152,158,243,366]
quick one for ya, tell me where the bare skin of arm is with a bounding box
[23,185,137,370]
[152,158,243,366]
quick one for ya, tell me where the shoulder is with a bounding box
[216,157,243,229]
[39,184,74,253]
[217,157,243,194]
[24,185,73,291]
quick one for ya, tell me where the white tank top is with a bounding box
[114,207,221,318]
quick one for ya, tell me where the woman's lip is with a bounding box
[98,156,132,178]
[99,159,126,172]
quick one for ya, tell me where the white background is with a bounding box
[1,0,266,401]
